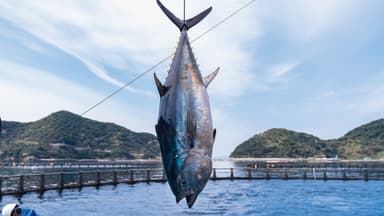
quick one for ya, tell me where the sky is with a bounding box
[1,0,384,157]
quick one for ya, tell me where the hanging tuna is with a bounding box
[154,0,219,208]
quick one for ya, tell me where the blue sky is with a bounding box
[1,0,384,157]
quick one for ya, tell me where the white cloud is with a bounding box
[0,0,379,157]
[267,62,299,83]
[0,0,262,99]
[0,59,154,132]
[309,74,384,117]
[0,0,369,99]
[0,1,159,96]
[258,0,360,41]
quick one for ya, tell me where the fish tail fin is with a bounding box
[157,0,212,31]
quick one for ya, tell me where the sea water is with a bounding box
[1,179,383,215]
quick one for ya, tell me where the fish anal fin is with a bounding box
[204,67,219,88]
[154,73,168,97]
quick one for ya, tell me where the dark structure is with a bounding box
[1,164,384,197]
[154,0,219,208]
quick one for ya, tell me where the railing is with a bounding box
[1,167,384,196]
[0,160,161,169]
[211,167,384,181]
[0,169,165,196]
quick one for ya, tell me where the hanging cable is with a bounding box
[81,0,256,116]
[191,0,256,43]
[183,0,186,24]
[80,54,172,116]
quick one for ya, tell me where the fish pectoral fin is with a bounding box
[203,67,219,88]
[154,73,168,97]
[213,129,217,143]
[187,112,197,148]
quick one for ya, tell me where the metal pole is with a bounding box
[146,169,150,183]
[96,171,100,186]
[364,168,368,181]
[343,169,347,180]
[18,175,24,193]
[113,170,117,184]
[59,173,64,189]
[40,174,45,190]
[78,172,83,187]
[129,170,134,183]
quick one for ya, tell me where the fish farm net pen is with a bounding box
[80,0,256,116]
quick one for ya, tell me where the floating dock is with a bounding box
[1,166,384,196]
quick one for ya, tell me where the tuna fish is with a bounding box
[154,0,219,208]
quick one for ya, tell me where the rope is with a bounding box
[191,0,256,43]
[80,54,172,116]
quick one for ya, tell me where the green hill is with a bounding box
[230,119,384,159]
[337,119,384,159]
[0,111,160,162]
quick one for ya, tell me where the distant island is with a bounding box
[230,119,384,159]
[0,111,160,162]
[1,110,384,162]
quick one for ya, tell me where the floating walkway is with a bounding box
[0,160,161,169]
[1,167,384,196]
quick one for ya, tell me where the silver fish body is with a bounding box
[155,0,219,208]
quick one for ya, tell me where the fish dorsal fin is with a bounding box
[154,73,168,97]
[204,67,219,88]
[157,0,212,31]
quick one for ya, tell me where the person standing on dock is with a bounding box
[1,204,38,216]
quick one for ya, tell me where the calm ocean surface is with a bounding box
[1,179,383,215]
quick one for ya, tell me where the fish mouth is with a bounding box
[171,152,212,207]
[175,191,199,208]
